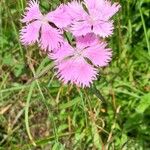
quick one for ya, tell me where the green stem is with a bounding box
[91,84,107,104]
[25,82,36,146]
[139,5,150,56]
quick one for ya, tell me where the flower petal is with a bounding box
[84,0,120,20]
[67,1,87,21]
[46,4,72,28]
[21,0,42,23]
[20,21,41,45]
[57,58,97,87]
[83,42,112,67]
[100,1,121,20]
[84,0,100,11]
[71,20,91,36]
[76,33,99,48]
[39,23,63,52]
[50,42,74,62]
[93,21,114,37]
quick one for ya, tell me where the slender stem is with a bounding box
[91,84,107,104]
[139,5,150,56]
[25,82,36,146]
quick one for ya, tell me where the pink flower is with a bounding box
[20,0,64,51]
[51,35,112,87]
[68,0,121,37]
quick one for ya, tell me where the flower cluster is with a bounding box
[20,0,120,87]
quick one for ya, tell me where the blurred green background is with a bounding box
[0,0,150,149]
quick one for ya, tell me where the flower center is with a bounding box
[88,15,97,24]
[40,16,48,24]
[74,48,83,58]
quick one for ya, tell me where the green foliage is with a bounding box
[0,0,150,149]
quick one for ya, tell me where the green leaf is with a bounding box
[13,63,25,77]
[136,93,150,113]
[92,122,102,150]
[52,143,65,150]
[59,97,80,110]
[2,54,14,66]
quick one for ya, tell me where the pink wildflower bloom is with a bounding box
[68,0,120,37]
[20,0,63,51]
[51,35,112,87]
